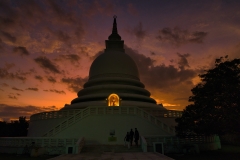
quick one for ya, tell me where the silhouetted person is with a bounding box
[124,132,130,148]
[134,128,139,146]
[129,129,134,146]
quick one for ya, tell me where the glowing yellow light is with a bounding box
[107,93,120,106]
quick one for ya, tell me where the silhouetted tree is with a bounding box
[176,56,240,136]
[0,121,8,137]
[0,116,29,137]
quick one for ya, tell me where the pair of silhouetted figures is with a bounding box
[124,128,139,148]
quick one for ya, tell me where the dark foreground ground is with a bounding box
[166,145,240,160]
[0,154,56,160]
[0,145,240,160]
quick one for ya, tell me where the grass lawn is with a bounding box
[166,145,240,160]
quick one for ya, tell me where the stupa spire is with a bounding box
[105,16,124,52]
[108,15,121,41]
[112,15,118,35]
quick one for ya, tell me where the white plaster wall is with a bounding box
[28,118,66,137]
[53,114,171,145]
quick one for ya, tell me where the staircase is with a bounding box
[42,106,175,137]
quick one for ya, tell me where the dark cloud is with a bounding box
[46,28,72,44]
[12,87,23,91]
[49,89,66,94]
[34,56,61,74]
[8,95,17,100]
[82,0,115,17]
[190,31,208,43]
[57,54,80,64]
[0,1,16,23]
[0,38,3,50]
[0,67,26,81]
[13,46,30,56]
[1,83,9,87]
[28,68,36,74]
[47,0,65,16]
[74,26,85,39]
[43,89,65,94]
[150,52,156,55]
[132,22,146,40]
[4,63,15,69]
[0,1,14,15]
[26,87,38,91]
[47,76,57,83]
[125,46,197,91]
[127,22,146,41]
[0,0,84,55]
[0,16,15,29]
[156,27,208,46]
[47,0,75,24]
[7,92,21,100]
[177,53,190,70]
[0,104,58,122]
[0,30,16,43]
[55,30,71,42]
[18,0,44,18]
[62,77,88,93]
[35,75,44,82]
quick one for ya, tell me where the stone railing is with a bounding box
[0,137,78,147]
[42,106,175,137]
[76,137,85,154]
[30,109,82,121]
[164,110,182,118]
[30,108,182,122]
[140,135,147,152]
[144,135,219,145]
[145,109,182,118]
[0,137,84,155]
[144,135,221,152]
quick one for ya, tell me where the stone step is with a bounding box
[81,145,142,153]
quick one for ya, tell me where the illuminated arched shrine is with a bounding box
[107,93,120,106]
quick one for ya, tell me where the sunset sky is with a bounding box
[0,0,240,121]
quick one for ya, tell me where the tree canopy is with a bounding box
[175,56,240,136]
[0,116,29,137]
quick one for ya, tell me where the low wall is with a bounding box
[0,146,64,156]
[0,137,79,155]
[144,135,221,153]
[28,109,82,137]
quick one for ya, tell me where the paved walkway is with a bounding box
[48,152,174,160]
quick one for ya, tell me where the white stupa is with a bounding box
[27,16,179,145]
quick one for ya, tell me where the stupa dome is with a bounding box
[89,51,139,80]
